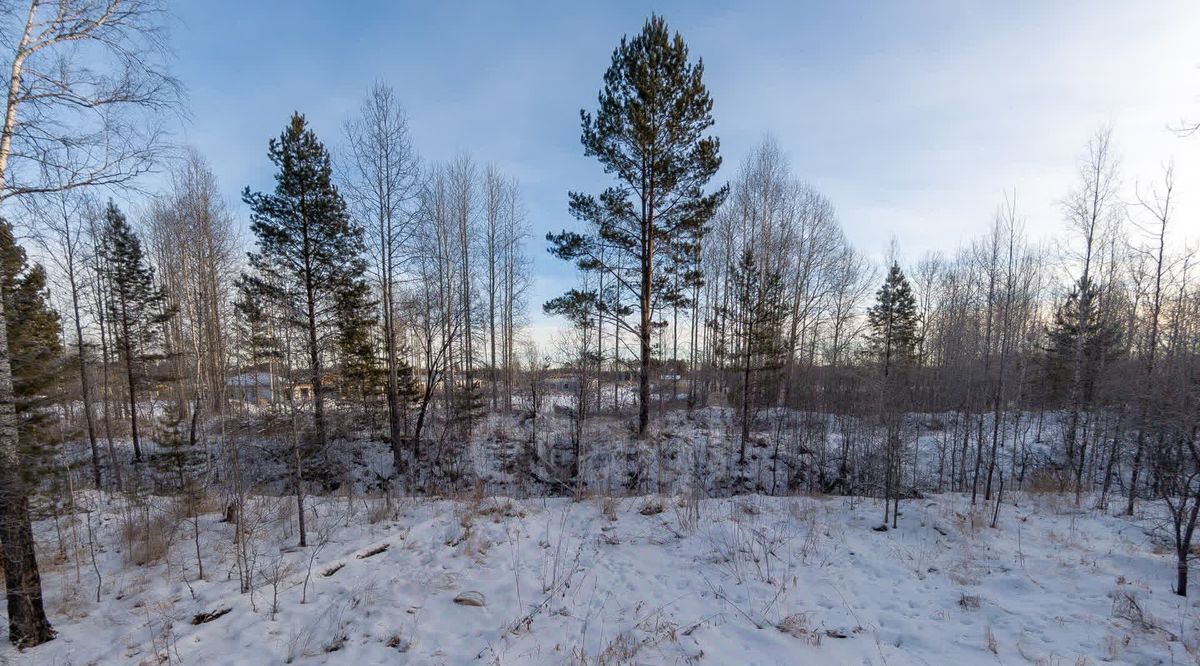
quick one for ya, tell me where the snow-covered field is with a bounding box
[3,489,1197,665]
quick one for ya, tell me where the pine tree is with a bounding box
[1044,276,1125,502]
[865,261,921,528]
[243,112,368,446]
[717,247,788,460]
[865,262,922,376]
[391,340,419,434]
[150,401,198,491]
[334,276,381,411]
[234,276,282,368]
[1044,277,1122,405]
[150,399,206,579]
[100,202,171,463]
[0,222,64,476]
[546,14,726,437]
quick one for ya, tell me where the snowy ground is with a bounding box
[3,489,1198,665]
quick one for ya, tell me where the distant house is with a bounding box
[226,372,277,406]
[291,373,339,402]
[541,376,581,393]
[539,374,606,394]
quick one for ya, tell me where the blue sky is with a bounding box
[169,1,1200,338]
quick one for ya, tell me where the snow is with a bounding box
[3,489,1198,665]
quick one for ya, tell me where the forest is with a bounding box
[0,2,1199,664]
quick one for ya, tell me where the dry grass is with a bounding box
[672,494,701,534]
[1102,630,1131,662]
[575,609,683,665]
[777,613,823,646]
[1111,590,1151,628]
[598,496,620,522]
[1029,490,1077,517]
[52,579,89,621]
[1027,467,1067,494]
[366,500,392,525]
[789,499,828,564]
[384,631,411,652]
[119,510,177,566]
[476,497,526,521]
[454,494,525,532]
[638,497,666,516]
[166,491,221,523]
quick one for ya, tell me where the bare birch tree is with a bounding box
[342,81,419,475]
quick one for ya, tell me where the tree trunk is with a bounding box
[740,322,752,463]
[305,282,325,447]
[638,228,652,438]
[489,240,498,413]
[69,267,102,488]
[122,328,142,463]
[1177,558,1188,597]
[294,440,306,548]
[383,278,404,476]
[95,269,121,490]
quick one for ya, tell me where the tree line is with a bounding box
[0,1,536,644]
[543,16,1200,595]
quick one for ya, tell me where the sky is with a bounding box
[167,0,1200,341]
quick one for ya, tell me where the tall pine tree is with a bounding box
[546,14,726,437]
[243,113,368,446]
[100,202,171,463]
[865,262,922,377]
[865,261,922,528]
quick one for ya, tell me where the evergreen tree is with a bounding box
[334,276,381,410]
[391,340,419,429]
[232,275,283,407]
[717,247,788,460]
[150,399,206,579]
[100,202,171,463]
[243,113,368,446]
[150,401,200,491]
[234,276,282,366]
[1044,277,1122,405]
[865,262,922,376]
[546,14,726,437]
[865,261,921,528]
[0,222,64,474]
